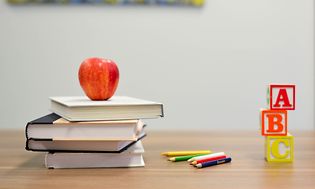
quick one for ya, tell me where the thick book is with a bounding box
[45,141,145,169]
[50,96,164,121]
[25,113,144,141]
[26,132,146,153]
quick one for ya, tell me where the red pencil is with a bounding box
[191,155,227,165]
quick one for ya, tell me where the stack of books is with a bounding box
[25,96,163,168]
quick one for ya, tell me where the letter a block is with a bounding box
[265,134,294,162]
[268,84,295,110]
[261,109,287,136]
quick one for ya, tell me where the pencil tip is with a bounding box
[168,158,175,161]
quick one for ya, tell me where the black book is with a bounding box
[25,113,146,153]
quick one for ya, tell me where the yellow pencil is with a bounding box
[161,150,211,157]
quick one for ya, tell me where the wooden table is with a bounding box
[1,130,315,189]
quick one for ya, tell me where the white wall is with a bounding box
[0,0,313,130]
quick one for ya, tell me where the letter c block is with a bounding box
[265,134,294,162]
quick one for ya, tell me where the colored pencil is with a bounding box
[195,157,232,168]
[161,150,211,157]
[168,154,209,162]
[191,155,227,165]
[187,152,225,162]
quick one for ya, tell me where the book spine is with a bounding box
[24,122,31,150]
[161,104,165,117]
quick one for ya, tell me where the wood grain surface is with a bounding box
[0,130,314,189]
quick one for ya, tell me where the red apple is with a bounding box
[78,57,119,101]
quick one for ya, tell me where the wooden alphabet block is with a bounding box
[268,84,295,110]
[261,109,287,136]
[265,133,294,162]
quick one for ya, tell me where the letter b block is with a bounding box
[265,134,294,162]
[261,109,287,136]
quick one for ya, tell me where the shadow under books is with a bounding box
[18,154,45,168]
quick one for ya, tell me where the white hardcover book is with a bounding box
[50,96,164,121]
[26,114,144,141]
[27,131,146,152]
[45,141,145,169]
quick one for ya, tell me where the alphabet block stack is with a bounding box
[261,84,295,162]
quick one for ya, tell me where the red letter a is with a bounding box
[274,89,292,108]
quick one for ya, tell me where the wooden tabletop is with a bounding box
[0,130,315,189]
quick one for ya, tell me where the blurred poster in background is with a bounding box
[7,0,204,6]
